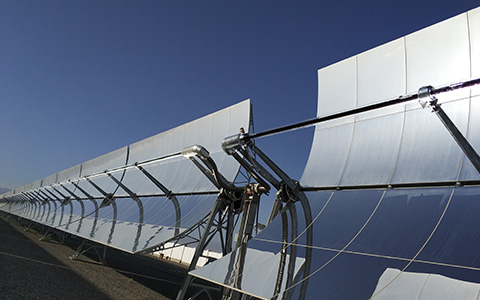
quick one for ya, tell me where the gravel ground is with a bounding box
[0,213,220,300]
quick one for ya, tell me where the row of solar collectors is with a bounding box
[190,7,480,299]
[0,193,218,253]
[0,100,251,253]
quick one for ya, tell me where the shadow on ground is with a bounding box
[0,214,221,300]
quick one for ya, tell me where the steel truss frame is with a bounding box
[176,135,313,300]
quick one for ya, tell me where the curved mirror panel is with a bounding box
[300,123,354,187]
[339,113,403,185]
[390,100,469,183]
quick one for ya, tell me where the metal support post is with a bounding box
[176,196,225,300]
[228,184,265,300]
[222,130,314,300]
[71,239,107,264]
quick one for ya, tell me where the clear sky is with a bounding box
[1,0,479,190]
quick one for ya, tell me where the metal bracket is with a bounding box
[70,239,107,265]
[100,193,115,208]
[418,85,438,110]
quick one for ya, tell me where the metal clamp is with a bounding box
[418,85,438,110]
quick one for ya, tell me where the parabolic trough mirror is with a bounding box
[2,5,480,300]
[0,99,252,254]
[189,6,480,300]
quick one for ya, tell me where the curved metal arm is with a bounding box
[182,145,244,192]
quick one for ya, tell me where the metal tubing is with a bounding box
[283,203,298,300]
[224,211,234,254]
[71,181,94,199]
[58,201,65,228]
[240,148,281,190]
[85,178,108,197]
[230,186,261,299]
[59,183,81,201]
[43,200,51,224]
[206,157,244,192]
[107,201,118,245]
[137,166,182,236]
[248,77,480,140]
[231,151,271,191]
[48,200,58,225]
[76,199,85,233]
[107,174,145,252]
[176,196,224,300]
[107,174,135,198]
[32,190,45,201]
[44,188,61,201]
[272,206,288,300]
[418,85,480,175]
[186,158,221,189]
[23,191,36,202]
[66,201,73,230]
[249,144,295,191]
[433,105,480,174]
[52,186,68,200]
[35,198,43,220]
[297,192,313,300]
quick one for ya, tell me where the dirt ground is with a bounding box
[0,213,220,300]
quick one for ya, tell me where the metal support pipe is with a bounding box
[106,173,144,252]
[229,184,265,300]
[186,158,220,189]
[71,181,94,199]
[76,199,85,233]
[222,130,313,299]
[239,148,281,190]
[283,202,298,300]
[48,200,58,225]
[23,191,36,202]
[435,107,480,174]
[272,205,288,300]
[248,144,296,191]
[297,192,313,300]
[57,201,65,232]
[182,145,244,192]
[230,151,271,191]
[107,201,118,245]
[52,186,69,200]
[85,178,109,197]
[42,200,51,223]
[59,183,81,201]
[418,85,480,175]
[176,195,224,300]
[137,166,182,236]
[107,173,135,198]
[75,180,101,235]
[247,77,480,140]
[69,181,92,232]
[43,188,61,201]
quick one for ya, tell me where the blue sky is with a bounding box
[1,0,479,190]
